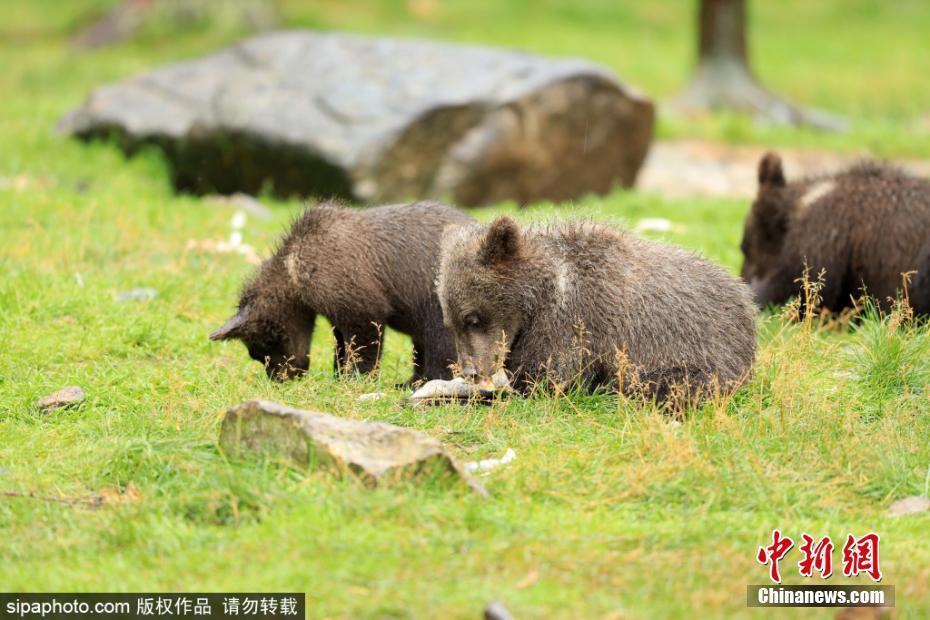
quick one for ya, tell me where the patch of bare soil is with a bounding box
[637,139,930,199]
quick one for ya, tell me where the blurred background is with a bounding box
[4,0,930,154]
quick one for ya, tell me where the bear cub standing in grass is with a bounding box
[436,216,757,404]
[741,152,930,314]
[211,201,474,381]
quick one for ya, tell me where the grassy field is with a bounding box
[1,1,930,618]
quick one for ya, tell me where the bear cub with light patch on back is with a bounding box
[741,152,930,314]
[436,216,757,404]
[211,201,474,381]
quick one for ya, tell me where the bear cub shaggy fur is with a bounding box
[211,201,474,381]
[437,216,757,403]
[741,152,930,314]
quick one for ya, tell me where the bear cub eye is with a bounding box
[463,314,481,330]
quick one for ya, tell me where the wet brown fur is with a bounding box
[437,216,758,404]
[211,201,474,381]
[742,152,930,314]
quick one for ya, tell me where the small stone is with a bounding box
[484,602,514,620]
[37,386,85,412]
[887,495,930,517]
[356,392,388,402]
[220,400,487,495]
[117,287,158,301]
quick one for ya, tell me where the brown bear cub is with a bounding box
[436,216,757,404]
[211,201,474,381]
[741,152,930,314]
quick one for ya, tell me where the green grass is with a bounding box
[1,1,930,618]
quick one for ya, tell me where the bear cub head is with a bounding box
[740,151,792,293]
[210,259,314,381]
[437,215,545,390]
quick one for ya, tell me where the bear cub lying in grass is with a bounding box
[436,215,757,405]
[211,201,474,381]
[741,152,930,314]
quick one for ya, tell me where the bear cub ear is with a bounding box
[758,151,786,188]
[480,216,522,265]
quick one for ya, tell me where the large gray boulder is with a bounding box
[58,30,654,206]
[219,400,487,495]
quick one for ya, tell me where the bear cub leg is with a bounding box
[409,338,455,385]
[397,341,428,387]
[911,239,930,315]
[333,322,385,376]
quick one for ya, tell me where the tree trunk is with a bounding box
[674,0,845,131]
[698,0,748,63]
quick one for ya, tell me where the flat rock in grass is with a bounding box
[58,30,654,206]
[219,399,487,496]
[36,386,85,412]
[887,495,930,517]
